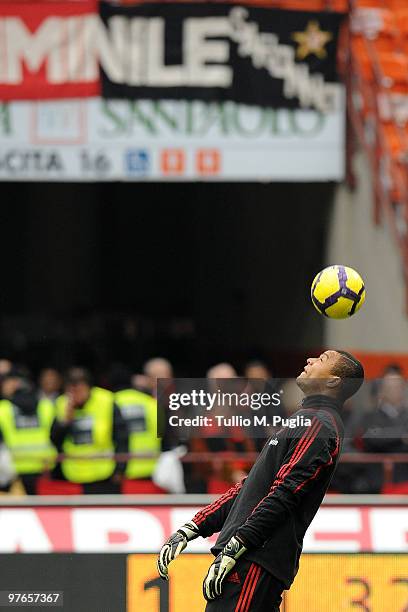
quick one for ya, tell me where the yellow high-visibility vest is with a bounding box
[0,398,56,474]
[56,387,115,484]
[115,389,160,479]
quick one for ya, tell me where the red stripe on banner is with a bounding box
[235,563,257,612]
[242,565,262,612]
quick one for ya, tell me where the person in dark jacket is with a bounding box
[157,350,364,611]
[358,368,408,489]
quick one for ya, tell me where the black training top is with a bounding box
[193,395,344,589]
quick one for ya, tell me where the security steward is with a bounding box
[0,367,56,494]
[109,365,160,482]
[50,367,128,494]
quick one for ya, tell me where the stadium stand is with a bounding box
[0,356,405,496]
[338,1,408,309]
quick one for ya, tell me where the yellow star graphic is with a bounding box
[292,21,333,60]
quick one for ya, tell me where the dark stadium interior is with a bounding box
[1,181,333,376]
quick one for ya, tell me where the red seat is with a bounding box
[378,122,408,202]
[350,38,377,117]
[375,52,408,93]
[395,9,408,34]
[352,7,397,40]
[36,477,83,495]
[353,0,386,7]
[351,37,373,81]
[377,90,408,123]
[382,481,408,493]
[266,0,327,8]
[328,0,349,11]
[121,479,165,494]
[395,8,408,54]
[380,122,406,157]
[387,0,408,11]
[207,478,232,495]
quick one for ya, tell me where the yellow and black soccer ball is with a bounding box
[311,265,366,319]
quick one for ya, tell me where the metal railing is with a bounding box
[0,492,407,506]
[13,450,408,486]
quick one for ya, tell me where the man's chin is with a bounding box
[296,373,306,389]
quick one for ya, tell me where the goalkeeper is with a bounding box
[157,350,364,610]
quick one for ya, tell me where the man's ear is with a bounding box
[326,376,341,390]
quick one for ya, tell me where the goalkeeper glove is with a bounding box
[157,521,200,580]
[203,535,247,601]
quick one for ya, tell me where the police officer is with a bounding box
[50,367,128,494]
[109,365,160,482]
[0,367,56,494]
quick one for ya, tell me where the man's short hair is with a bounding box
[65,367,92,387]
[332,350,364,400]
[382,362,403,376]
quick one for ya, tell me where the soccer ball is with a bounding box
[311,265,366,319]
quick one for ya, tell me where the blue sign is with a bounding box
[125,149,150,176]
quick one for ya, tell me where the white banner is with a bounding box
[0,96,345,181]
[0,505,406,553]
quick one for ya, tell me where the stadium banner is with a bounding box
[0,552,405,611]
[0,97,345,181]
[0,505,406,553]
[100,3,345,113]
[128,553,408,612]
[0,1,99,101]
[0,554,126,610]
[0,1,345,111]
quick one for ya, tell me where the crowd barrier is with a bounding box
[10,451,408,486]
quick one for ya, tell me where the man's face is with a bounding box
[245,364,270,380]
[1,376,23,399]
[379,373,406,408]
[296,350,342,394]
[145,364,173,386]
[40,369,62,395]
[66,382,90,407]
